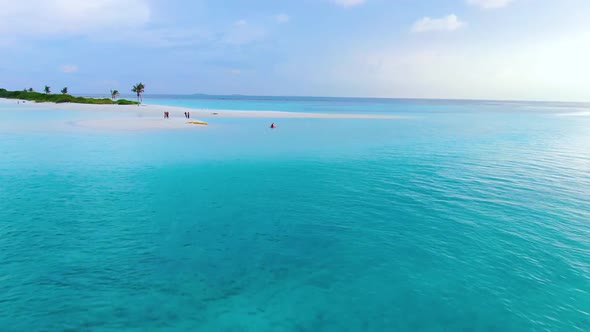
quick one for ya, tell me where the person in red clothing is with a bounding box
[270,123,276,129]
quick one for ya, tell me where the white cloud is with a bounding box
[234,19,248,27]
[286,28,590,101]
[467,0,514,9]
[331,0,366,8]
[60,64,79,73]
[225,21,267,45]
[226,69,242,75]
[0,0,151,37]
[133,28,211,47]
[78,26,212,48]
[412,15,466,33]
[276,14,290,24]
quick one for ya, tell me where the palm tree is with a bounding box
[131,82,145,104]
[61,87,68,94]
[44,86,51,94]
[110,89,120,100]
[28,88,33,92]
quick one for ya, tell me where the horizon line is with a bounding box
[127,93,590,105]
[4,87,589,104]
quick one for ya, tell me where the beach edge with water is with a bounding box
[0,98,406,119]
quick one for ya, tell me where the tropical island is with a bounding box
[0,82,402,131]
[0,83,145,105]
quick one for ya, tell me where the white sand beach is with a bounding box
[0,98,405,130]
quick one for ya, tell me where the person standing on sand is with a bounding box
[187,112,190,119]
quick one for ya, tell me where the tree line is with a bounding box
[22,82,146,104]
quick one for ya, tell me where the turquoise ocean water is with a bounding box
[1,96,589,331]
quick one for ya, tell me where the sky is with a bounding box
[1,0,589,101]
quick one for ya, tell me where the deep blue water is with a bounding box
[1,97,589,331]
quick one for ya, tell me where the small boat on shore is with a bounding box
[187,120,208,125]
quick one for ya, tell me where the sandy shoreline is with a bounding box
[0,98,405,130]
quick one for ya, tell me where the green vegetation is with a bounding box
[0,88,138,105]
[131,82,145,104]
[110,89,120,100]
[44,85,51,94]
[61,87,68,94]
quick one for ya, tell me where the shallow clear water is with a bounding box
[1,98,589,331]
[140,95,590,116]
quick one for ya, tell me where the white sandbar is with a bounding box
[0,98,406,130]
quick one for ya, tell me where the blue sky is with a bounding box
[1,0,589,101]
